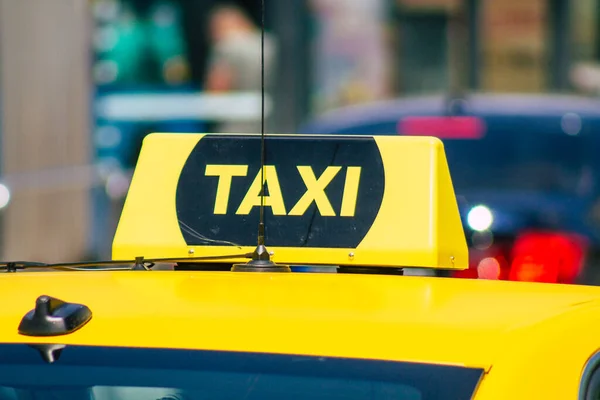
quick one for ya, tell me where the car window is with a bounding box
[0,344,483,400]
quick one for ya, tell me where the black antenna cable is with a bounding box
[232,0,290,273]
[258,0,266,247]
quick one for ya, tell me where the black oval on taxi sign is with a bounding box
[175,135,385,248]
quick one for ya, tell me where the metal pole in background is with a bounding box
[549,0,572,91]
[466,0,480,90]
[272,0,311,133]
[596,0,600,63]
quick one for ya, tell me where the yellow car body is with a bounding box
[1,133,600,400]
[1,271,600,399]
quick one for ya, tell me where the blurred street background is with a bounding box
[2,0,600,276]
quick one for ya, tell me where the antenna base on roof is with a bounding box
[231,244,290,273]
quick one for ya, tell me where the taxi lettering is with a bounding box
[175,135,385,248]
[205,164,362,217]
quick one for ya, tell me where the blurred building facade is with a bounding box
[87,0,600,129]
[1,0,600,260]
[86,0,600,142]
[310,0,597,110]
[0,0,92,262]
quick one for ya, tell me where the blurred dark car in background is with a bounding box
[300,93,600,285]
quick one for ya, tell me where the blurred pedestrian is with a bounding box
[205,4,277,133]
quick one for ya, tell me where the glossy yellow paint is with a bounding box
[112,133,468,269]
[2,271,600,398]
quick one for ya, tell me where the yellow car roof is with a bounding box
[2,271,600,371]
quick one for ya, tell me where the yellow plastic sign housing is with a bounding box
[112,133,468,269]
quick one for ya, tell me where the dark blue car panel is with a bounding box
[300,94,600,134]
[299,94,600,245]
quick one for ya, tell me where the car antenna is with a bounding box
[232,0,290,273]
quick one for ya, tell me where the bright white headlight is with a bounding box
[467,205,493,232]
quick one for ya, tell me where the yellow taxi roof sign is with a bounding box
[112,133,468,269]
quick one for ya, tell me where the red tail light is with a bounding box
[454,230,588,284]
[508,231,588,284]
[454,245,510,280]
[397,116,486,139]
